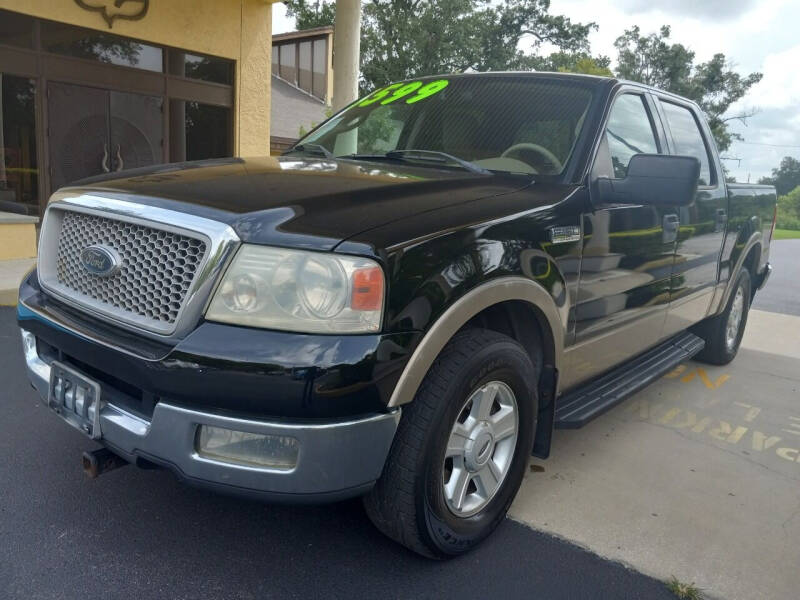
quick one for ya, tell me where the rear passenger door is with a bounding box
[655,98,727,336]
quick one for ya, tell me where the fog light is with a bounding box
[196,425,299,470]
[21,329,37,358]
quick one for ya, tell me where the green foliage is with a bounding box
[284,5,762,157]
[776,185,800,231]
[759,156,800,196]
[354,105,400,153]
[614,25,762,153]
[666,576,703,600]
[360,0,595,93]
[298,107,334,138]
[554,55,613,77]
[284,0,596,93]
[283,0,335,29]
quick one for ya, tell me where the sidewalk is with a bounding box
[0,258,36,306]
[511,309,800,600]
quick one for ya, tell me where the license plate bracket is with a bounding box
[48,361,103,439]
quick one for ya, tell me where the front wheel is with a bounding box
[364,328,538,558]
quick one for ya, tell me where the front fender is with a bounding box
[387,276,565,407]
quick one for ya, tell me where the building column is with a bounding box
[332,0,361,111]
[236,0,272,156]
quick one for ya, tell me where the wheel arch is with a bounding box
[713,231,762,315]
[387,277,563,409]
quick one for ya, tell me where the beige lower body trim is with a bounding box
[387,277,566,408]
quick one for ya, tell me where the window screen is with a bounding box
[298,41,312,93]
[605,94,659,179]
[661,101,713,186]
[279,43,296,85]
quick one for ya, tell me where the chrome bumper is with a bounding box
[20,328,400,501]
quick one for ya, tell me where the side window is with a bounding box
[604,94,660,179]
[660,101,713,186]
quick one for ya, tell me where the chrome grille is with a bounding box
[54,211,207,326]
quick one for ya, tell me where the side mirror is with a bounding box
[595,154,700,207]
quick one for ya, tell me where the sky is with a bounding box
[272,0,800,182]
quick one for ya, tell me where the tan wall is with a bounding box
[0,223,37,260]
[0,0,276,157]
[237,1,273,156]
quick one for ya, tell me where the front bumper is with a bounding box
[21,327,400,502]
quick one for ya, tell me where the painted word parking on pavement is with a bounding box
[510,309,800,600]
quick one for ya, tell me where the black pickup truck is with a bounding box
[18,72,776,558]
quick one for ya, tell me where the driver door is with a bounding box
[565,92,677,388]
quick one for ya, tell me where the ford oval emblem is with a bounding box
[80,245,121,277]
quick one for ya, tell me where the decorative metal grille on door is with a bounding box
[47,82,163,192]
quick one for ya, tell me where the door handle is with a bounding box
[114,145,124,172]
[101,144,110,173]
[663,214,679,244]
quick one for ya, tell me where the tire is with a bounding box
[364,328,538,558]
[694,268,751,365]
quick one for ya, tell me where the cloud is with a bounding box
[736,44,800,110]
[727,106,800,182]
[272,3,295,35]
[616,0,756,20]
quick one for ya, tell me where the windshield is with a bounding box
[293,75,596,177]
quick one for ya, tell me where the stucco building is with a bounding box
[0,0,278,219]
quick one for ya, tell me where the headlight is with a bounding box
[205,245,384,333]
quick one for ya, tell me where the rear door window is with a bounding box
[660,101,713,186]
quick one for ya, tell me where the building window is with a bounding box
[170,100,231,162]
[273,36,328,101]
[41,21,163,72]
[0,10,34,49]
[0,74,39,216]
[312,39,327,100]
[168,51,233,85]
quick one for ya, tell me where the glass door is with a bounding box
[0,73,39,215]
[109,90,163,173]
[48,82,163,192]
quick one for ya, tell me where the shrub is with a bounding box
[776,186,800,230]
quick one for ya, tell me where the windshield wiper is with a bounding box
[343,149,490,174]
[284,143,333,158]
[384,150,490,174]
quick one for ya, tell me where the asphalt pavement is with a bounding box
[4,240,795,599]
[0,306,674,600]
[752,238,800,316]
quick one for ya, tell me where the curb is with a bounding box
[0,287,18,307]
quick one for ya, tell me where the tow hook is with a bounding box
[82,447,129,478]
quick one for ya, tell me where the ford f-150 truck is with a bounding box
[18,72,776,558]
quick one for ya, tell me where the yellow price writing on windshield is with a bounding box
[358,79,449,107]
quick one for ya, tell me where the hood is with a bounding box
[68,156,533,251]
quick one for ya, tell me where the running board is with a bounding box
[554,332,705,429]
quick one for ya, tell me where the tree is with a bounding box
[285,0,596,93]
[759,156,800,196]
[283,0,335,30]
[614,25,762,153]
